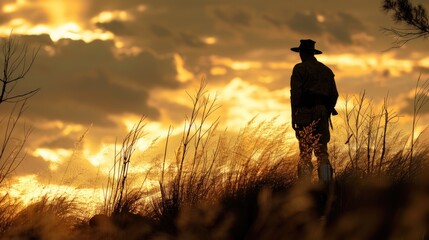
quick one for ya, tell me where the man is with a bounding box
[290,39,338,184]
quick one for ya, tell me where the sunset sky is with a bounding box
[1,0,429,203]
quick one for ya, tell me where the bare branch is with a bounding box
[0,33,38,186]
[0,101,31,184]
[0,34,39,105]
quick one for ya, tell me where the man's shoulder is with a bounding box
[316,60,330,67]
[292,62,305,71]
[293,60,334,76]
[314,60,334,75]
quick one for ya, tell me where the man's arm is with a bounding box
[329,73,339,116]
[290,64,304,129]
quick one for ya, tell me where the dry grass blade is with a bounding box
[103,116,146,216]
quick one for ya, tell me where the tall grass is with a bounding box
[1,194,81,240]
[339,77,429,180]
[103,117,147,216]
[154,81,221,229]
[1,79,429,239]
[0,194,20,233]
[148,80,298,236]
[408,75,429,176]
[342,91,402,176]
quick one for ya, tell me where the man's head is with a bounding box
[291,39,322,54]
[299,50,314,62]
[291,39,322,61]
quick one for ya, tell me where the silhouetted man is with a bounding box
[290,39,338,184]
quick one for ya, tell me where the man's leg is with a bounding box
[315,143,333,184]
[314,108,333,184]
[298,139,314,180]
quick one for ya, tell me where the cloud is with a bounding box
[152,99,193,124]
[286,11,367,45]
[41,136,77,149]
[150,24,172,37]
[401,94,429,115]
[19,33,54,45]
[414,66,429,74]
[213,8,253,27]
[95,20,132,36]
[20,151,106,187]
[325,12,365,44]
[177,32,207,48]
[16,38,180,127]
[2,4,49,24]
[262,15,287,29]
[287,12,323,34]
[15,155,51,176]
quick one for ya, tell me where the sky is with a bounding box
[1,0,429,203]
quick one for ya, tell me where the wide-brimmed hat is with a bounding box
[291,39,322,54]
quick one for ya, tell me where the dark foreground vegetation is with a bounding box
[1,163,429,239]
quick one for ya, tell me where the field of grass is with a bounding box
[1,82,429,240]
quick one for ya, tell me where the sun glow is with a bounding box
[5,175,103,212]
[210,66,228,75]
[267,62,295,70]
[318,53,414,78]
[3,4,18,13]
[174,54,194,83]
[91,10,134,24]
[0,20,114,42]
[210,56,262,71]
[33,148,72,163]
[202,36,217,45]
[231,61,262,70]
[33,148,73,171]
[316,14,326,23]
[2,0,28,13]
[0,0,115,43]
[84,143,115,167]
[123,118,165,152]
[215,77,290,130]
[418,56,429,68]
